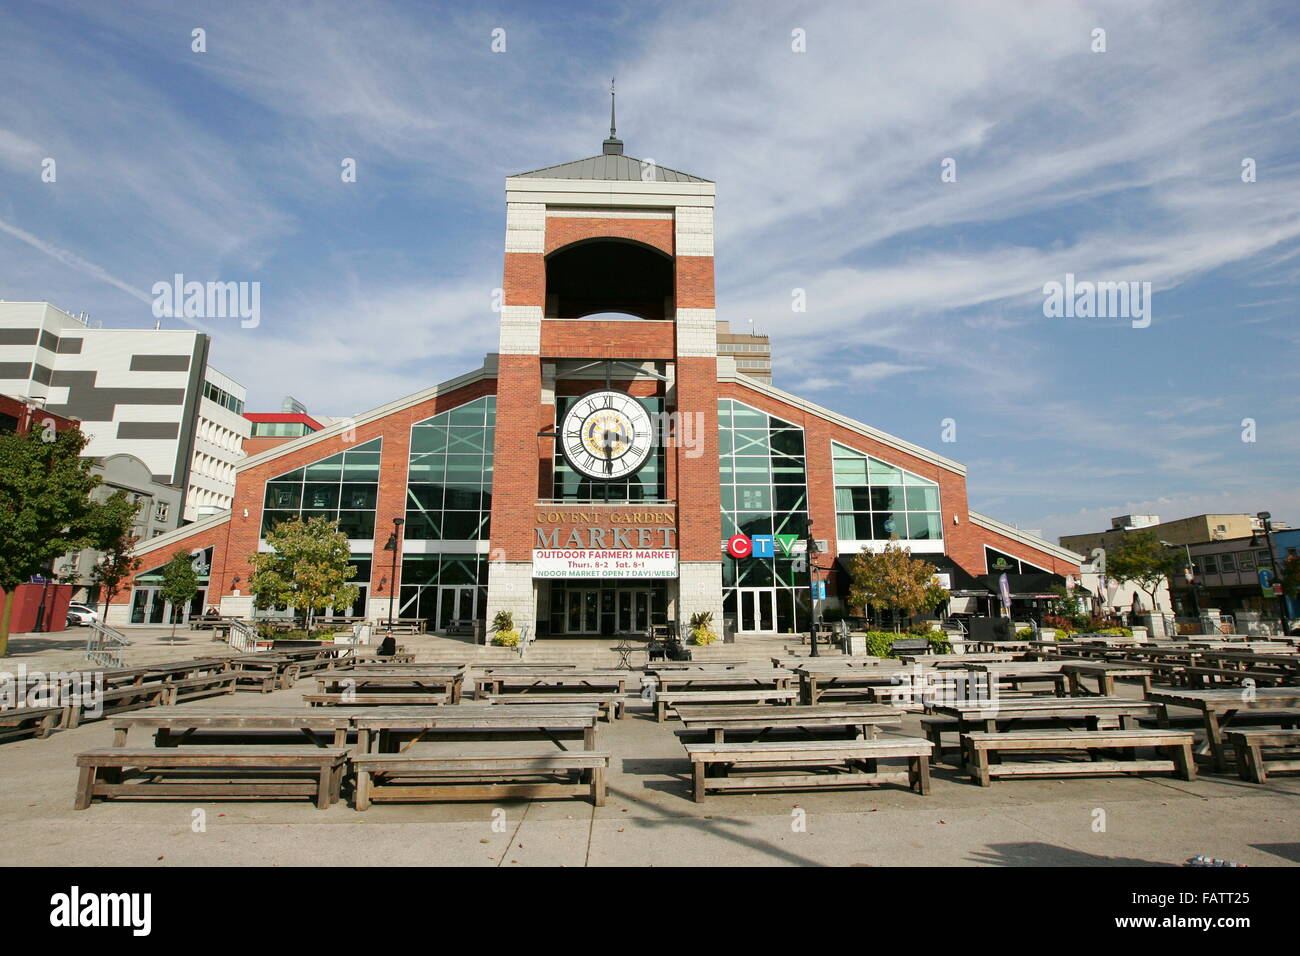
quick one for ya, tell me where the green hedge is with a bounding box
[858,631,952,658]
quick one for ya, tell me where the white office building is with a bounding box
[0,301,250,523]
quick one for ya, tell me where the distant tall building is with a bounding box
[0,302,250,523]
[715,320,772,383]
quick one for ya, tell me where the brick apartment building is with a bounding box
[108,134,1081,634]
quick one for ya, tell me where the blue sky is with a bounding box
[1,0,1298,543]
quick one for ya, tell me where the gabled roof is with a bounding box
[511,154,712,184]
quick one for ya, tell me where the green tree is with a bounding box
[249,516,358,636]
[1107,530,1181,613]
[847,539,950,631]
[87,492,143,621]
[159,549,200,641]
[0,427,112,655]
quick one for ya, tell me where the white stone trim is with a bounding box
[678,561,724,626]
[837,539,945,556]
[545,207,673,220]
[506,178,715,208]
[674,206,714,257]
[676,308,717,358]
[969,511,1084,564]
[504,202,545,253]
[499,305,542,355]
[718,372,966,476]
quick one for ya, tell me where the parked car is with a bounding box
[65,603,100,627]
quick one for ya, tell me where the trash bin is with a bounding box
[723,618,737,644]
[473,620,486,645]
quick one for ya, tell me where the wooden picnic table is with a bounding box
[929,696,1166,736]
[476,671,630,697]
[675,703,904,743]
[350,704,601,753]
[315,668,466,703]
[1059,660,1156,696]
[795,663,930,705]
[652,669,794,694]
[1144,687,1300,772]
[110,708,355,748]
[965,661,1070,696]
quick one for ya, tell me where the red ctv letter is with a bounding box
[727,534,752,559]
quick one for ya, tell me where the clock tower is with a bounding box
[484,118,722,638]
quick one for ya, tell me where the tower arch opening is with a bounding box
[544,238,673,320]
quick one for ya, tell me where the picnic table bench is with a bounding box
[962,729,1197,786]
[653,687,799,722]
[74,746,348,809]
[1145,688,1300,772]
[352,750,610,808]
[0,704,67,742]
[796,663,923,705]
[164,670,240,704]
[109,708,355,748]
[305,691,451,707]
[476,671,630,698]
[478,692,625,721]
[684,736,933,801]
[351,704,601,753]
[228,655,300,692]
[649,668,795,694]
[315,668,466,703]
[1226,729,1300,783]
[674,703,903,743]
[1059,661,1156,696]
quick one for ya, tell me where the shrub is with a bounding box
[492,629,520,647]
[689,610,718,646]
[1015,627,1035,639]
[860,630,951,658]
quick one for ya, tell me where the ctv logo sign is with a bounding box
[726,533,801,559]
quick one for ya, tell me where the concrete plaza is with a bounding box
[1,628,1296,867]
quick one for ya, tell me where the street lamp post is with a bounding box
[1252,511,1291,635]
[1161,540,1200,617]
[383,517,405,636]
[806,521,819,658]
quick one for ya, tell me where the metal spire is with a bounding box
[602,77,624,155]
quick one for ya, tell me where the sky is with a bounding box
[1,0,1297,544]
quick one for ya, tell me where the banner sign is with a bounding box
[532,549,678,579]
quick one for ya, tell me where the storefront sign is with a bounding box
[532,549,678,579]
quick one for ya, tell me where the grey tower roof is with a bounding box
[511,153,712,183]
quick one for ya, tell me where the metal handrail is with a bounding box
[228,620,258,653]
[86,621,130,667]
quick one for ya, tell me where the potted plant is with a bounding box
[689,611,718,646]
[491,610,520,647]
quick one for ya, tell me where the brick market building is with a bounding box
[109,133,1082,635]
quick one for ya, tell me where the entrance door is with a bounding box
[436,585,477,631]
[565,589,600,633]
[616,590,651,634]
[738,588,777,633]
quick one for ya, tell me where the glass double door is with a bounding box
[559,588,651,634]
[436,585,477,631]
[738,587,777,633]
[129,587,207,625]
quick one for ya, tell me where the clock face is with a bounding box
[559,389,655,481]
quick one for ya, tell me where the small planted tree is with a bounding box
[87,491,142,622]
[249,516,358,637]
[491,610,520,646]
[847,539,950,632]
[1108,530,1181,614]
[689,610,718,645]
[159,550,200,641]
